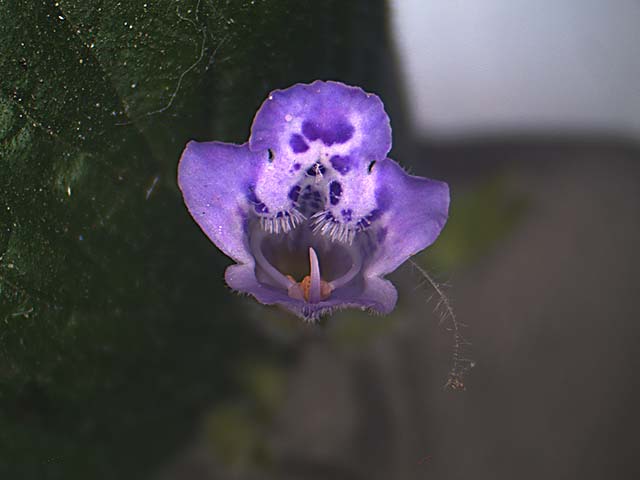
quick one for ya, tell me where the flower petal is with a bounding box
[178,81,450,322]
[246,81,391,216]
[178,141,268,264]
[250,80,391,162]
[366,158,450,277]
[226,263,397,321]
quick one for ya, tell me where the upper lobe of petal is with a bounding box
[249,80,392,165]
[178,141,266,265]
[366,158,450,277]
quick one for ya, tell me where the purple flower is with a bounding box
[178,81,449,321]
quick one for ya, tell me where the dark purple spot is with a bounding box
[288,185,300,202]
[289,134,309,153]
[301,120,320,141]
[329,181,342,205]
[356,208,384,230]
[366,208,382,221]
[293,162,301,170]
[330,155,351,175]
[247,185,259,204]
[355,209,382,230]
[356,218,370,230]
[341,209,352,222]
[247,185,269,214]
[254,202,269,214]
[306,162,326,176]
[331,120,355,144]
[302,119,354,146]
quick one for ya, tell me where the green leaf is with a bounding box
[0,0,392,477]
[0,1,263,477]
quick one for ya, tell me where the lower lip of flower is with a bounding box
[250,223,363,303]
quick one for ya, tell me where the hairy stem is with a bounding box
[409,259,474,391]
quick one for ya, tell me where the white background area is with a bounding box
[390,0,640,139]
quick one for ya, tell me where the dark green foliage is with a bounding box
[0,0,390,477]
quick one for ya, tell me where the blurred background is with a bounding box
[393,0,640,139]
[1,1,638,479]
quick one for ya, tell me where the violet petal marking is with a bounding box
[178,80,450,321]
[330,155,351,174]
[289,133,309,153]
[301,119,354,145]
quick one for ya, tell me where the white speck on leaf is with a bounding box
[145,176,159,200]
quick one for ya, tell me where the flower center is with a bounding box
[250,225,363,303]
[286,247,333,302]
